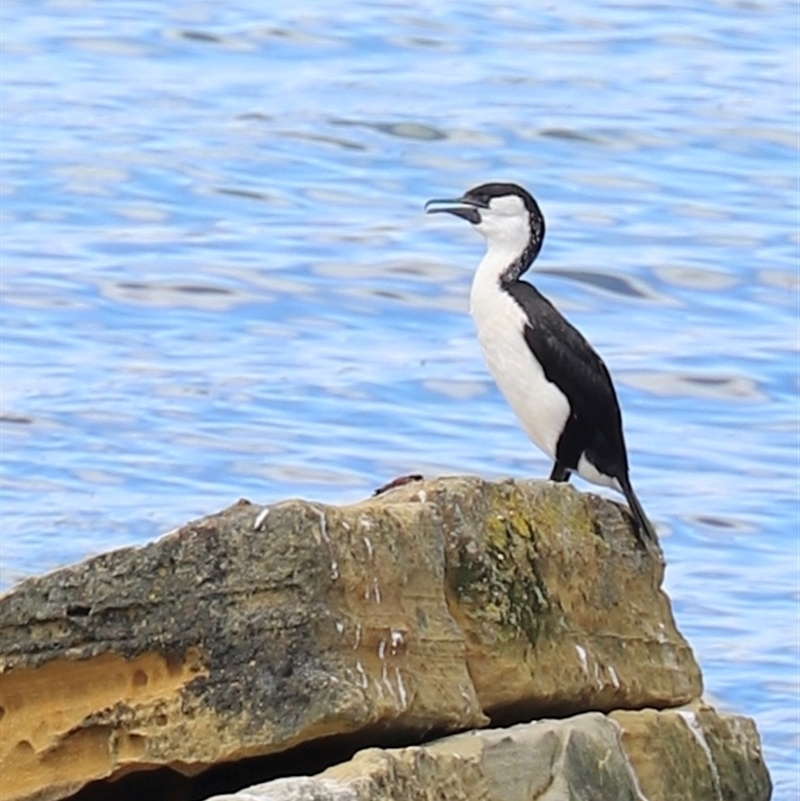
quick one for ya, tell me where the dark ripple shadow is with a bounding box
[215,187,271,201]
[539,127,600,143]
[312,258,463,285]
[236,113,273,123]
[692,515,752,531]
[625,371,764,400]
[331,118,447,141]
[285,131,366,151]
[102,281,247,311]
[178,30,223,44]
[0,414,34,425]
[117,281,232,296]
[538,267,653,299]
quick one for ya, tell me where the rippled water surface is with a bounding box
[1,0,798,795]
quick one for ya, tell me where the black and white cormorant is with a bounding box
[425,182,657,545]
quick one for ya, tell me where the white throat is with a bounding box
[469,224,530,316]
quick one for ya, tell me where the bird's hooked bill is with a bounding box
[424,197,465,213]
[424,195,488,212]
[424,195,486,224]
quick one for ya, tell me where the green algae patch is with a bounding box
[444,480,556,647]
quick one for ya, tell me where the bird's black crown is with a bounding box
[462,182,542,219]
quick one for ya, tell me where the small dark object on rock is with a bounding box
[373,474,424,496]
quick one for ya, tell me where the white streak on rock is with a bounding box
[353,623,362,650]
[608,717,652,801]
[253,507,270,531]
[310,504,338,580]
[355,660,368,689]
[381,662,396,701]
[575,644,589,675]
[377,639,386,661]
[395,667,408,709]
[608,664,620,689]
[390,630,404,654]
[678,710,723,798]
[363,537,373,560]
[417,490,427,503]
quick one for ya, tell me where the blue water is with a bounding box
[1,1,797,795]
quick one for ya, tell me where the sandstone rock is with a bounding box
[204,704,770,801]
[611,703,772,801]
[0,477,702,801]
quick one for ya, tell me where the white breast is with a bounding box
[469,255,570,461]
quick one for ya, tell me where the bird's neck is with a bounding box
[472,233,535,293]
[469,245,520,320]
[473,216,543,288]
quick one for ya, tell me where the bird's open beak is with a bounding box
[424,195,486,224]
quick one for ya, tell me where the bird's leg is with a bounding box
[549,461,571,482]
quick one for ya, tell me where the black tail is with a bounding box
[549,460,571,482]
[619,476,658,546]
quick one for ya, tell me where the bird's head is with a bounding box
[425,182,545,277]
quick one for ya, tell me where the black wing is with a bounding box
[505,280,630,481]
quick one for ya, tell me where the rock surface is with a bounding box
[611,704,772,801]
[208,712,647,801]
[0,476,758,801]
[203,702,771,801]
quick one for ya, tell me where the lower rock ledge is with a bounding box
[204,702,771,801]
